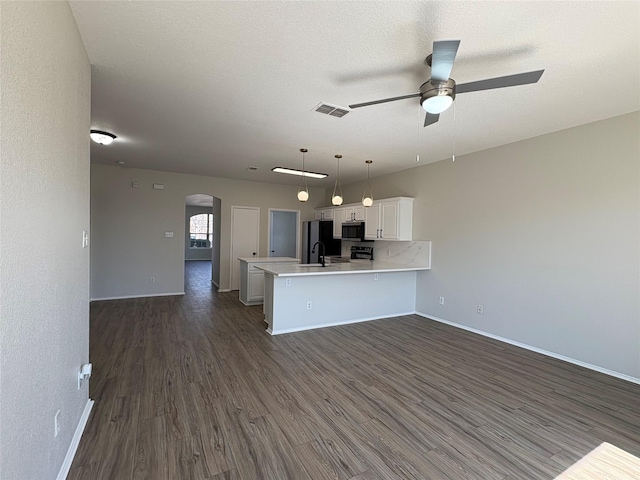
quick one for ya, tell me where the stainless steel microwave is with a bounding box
[342,222,370,241]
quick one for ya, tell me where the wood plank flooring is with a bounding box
[69,260,640,479]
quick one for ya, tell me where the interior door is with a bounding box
[230,206,260,291]
[269,210,298,258]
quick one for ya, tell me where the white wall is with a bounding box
[0,2,91,479]
[91,164,324,299]
[185,205,214,261]
[340,113,640,379]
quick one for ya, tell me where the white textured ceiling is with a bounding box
[70,1,640,188]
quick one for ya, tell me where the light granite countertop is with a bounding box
[255,260,429,277]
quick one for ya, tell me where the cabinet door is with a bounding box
[248,270,265,301]
[344,206,355,222]
[333,208,346,238]
[314,210,323,220]
[322,209,334,220]
[364,203,380,239]
[353,205,365,221]
[379,201,399,240]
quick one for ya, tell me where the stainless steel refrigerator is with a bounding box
[301,220,341,264]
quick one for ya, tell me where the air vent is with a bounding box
[312,102,350,118]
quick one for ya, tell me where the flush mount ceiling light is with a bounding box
[362,160,374,207]
[90,129,117,145]
[331,154,343,206]
[271,167,327,179]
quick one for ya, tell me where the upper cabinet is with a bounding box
[364,197,413,241]
[332,207,347,238]
[316,197,413,241]
[314,208,334,220]
[344,205,365,222]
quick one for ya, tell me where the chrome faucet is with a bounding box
[311,241,326,267]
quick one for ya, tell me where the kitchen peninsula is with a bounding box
[257,259,430,335]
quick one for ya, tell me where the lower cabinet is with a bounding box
[239,257,299,306]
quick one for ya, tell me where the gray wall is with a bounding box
[339,112,640,379]
[91,165,323,298]
[0,2,91,479]
[185,205,214,261]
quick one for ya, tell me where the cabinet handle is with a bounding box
[380,228,382,238]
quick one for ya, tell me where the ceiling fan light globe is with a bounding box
[297,190,309,202]
[331,195,343,206]
[421,95,453,114]
[362,196,373,207]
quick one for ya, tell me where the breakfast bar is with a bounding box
[256,261,430,335]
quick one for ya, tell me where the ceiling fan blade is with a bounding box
[456,69,544,94]
[424,112,439,127]
[349,93,421,109]
[430,40,461,82]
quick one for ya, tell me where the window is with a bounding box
[189,213,213,248]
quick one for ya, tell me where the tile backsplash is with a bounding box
[341,240,431,267]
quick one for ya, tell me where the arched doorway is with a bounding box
[185,194,221,289]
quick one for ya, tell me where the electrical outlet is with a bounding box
[439,296,445,305]
[54,410,61,437]
[82,231,89,248]
[150,277,155,283]
[477,304,484,314]
[374,273,379,280]
[285,278,291,287]
[306,301,312,310]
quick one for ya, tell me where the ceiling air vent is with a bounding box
[312,102,350,118]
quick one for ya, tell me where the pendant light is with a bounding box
[362,160,374,207]
[331,154,343,206]
[297,148,309,202]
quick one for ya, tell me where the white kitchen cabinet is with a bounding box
[364,197,413,241]
[364,203,380,240]
[239,257,299,305]
[344,205,365,222]
[314,208,334,220]
[332,207,346,238]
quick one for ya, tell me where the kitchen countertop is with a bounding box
[255,260,430,277]
[238,257,299,263]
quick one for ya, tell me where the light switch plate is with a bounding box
[165,232,174,238]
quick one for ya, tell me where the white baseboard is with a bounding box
[217,288,231,293]
[211,279,219,288]
[57,398,94,480]
[90,292,185,302]
[269,311,416,336]
[415,312,640,385]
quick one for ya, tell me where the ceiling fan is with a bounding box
[349,40,544,127]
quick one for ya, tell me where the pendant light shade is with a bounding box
[331,154,343,206]
[362,160,374,207]
[297,148,309,202]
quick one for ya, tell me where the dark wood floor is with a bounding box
[69,260,640,479]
